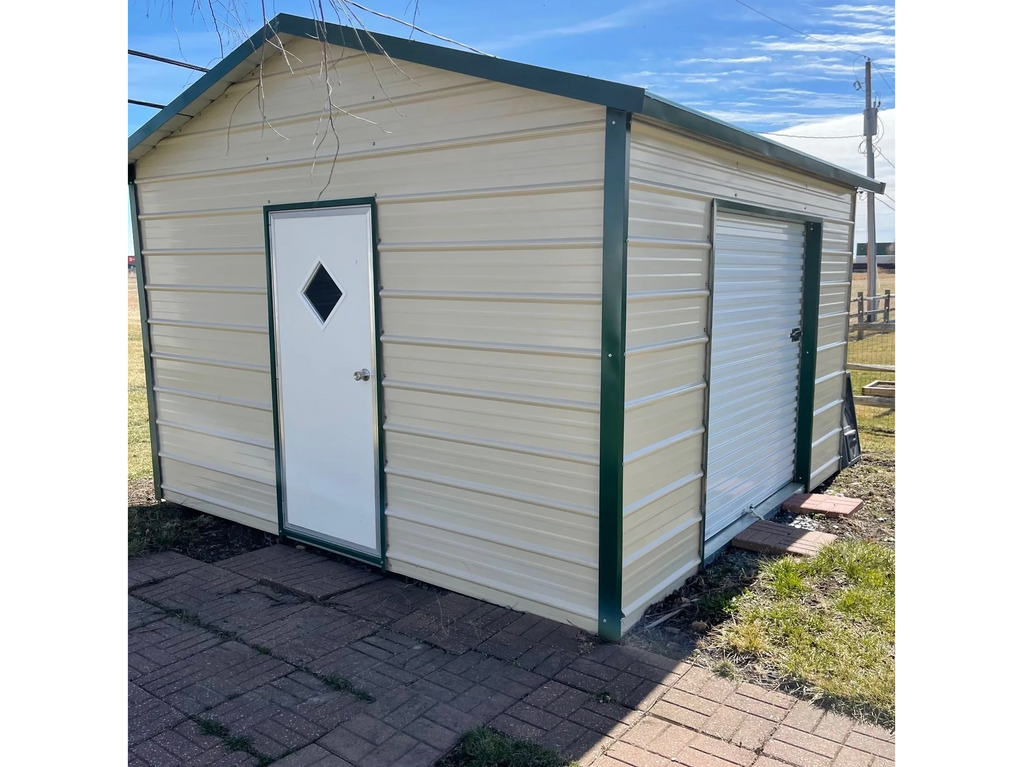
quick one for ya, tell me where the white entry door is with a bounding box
[705,211,805,543]
[268,205,380,558]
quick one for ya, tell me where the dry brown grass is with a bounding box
[128,274,152,480]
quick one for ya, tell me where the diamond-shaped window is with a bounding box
[302,263,345,323]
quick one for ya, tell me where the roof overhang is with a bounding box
[638,93,886,194]
[128,13,885,194]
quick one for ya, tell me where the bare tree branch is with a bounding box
[144,0,484,200]
[347,0,489,54]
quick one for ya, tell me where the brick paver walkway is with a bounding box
[129,544,895,766]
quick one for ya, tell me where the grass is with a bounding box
[196,718,230,738]
[435,728,576,767]
[128,502,217,557]
[710,539,895,726]
[192,717,273,767]
[848,268,896,434]
[128,275,153,481]
[849,267,895,298]
[322,674,374,701]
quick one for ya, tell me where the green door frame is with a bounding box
[262,197,388,570]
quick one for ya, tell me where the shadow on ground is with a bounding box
[129,531,894,766]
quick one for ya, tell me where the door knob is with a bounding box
[353,369,371,381]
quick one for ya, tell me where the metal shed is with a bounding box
[129,14,884,641]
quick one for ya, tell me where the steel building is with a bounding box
[128,14,884,640]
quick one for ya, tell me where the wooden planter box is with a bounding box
[863,380,895,398]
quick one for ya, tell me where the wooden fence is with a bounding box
[848,291,895,414]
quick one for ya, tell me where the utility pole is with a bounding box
[863,59,879,321]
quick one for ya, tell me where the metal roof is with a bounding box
[128,13,885,194]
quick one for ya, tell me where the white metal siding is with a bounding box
[621,162,710,632]
[809,203,856,488]
[621,120,855,630]
[133,38,604,630]
[705,213,804,540]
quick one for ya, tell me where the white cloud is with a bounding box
[754,32,895,53]
[825,4,896,17]
[824,20,889,30]
[762,109,896,242]
[676,55,772,64]
[477,0,672,52]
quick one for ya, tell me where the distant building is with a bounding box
[854,242,895,269]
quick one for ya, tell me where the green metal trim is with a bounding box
[281,527,384,569]
[262,208,285,538]
[794,221,824,486]
[262,196,387,570]
[696,200,718,568]
[129,177,163,499]
[639,94,886,195]
[128,14,883,195]
[597,108,630,642]
[129,21,286,159]
[716,198,824,225]
[368,200,389,572]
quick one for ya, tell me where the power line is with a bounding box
[728,0,871,59]
[129,49,210,72]
[726,0,896,95]
[872,65,895,95]
[125,98,166,108]
[875,146,895,170]
[876,197,895,213]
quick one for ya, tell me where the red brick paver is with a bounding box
[128,543,893,766]
[732,520,838,557]
[782,493,863,518]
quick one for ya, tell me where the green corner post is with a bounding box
[129,164,164,498]
[794,220,824,487]
[597,108,630,642]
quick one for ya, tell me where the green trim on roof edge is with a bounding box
[129,13,884,193]
[129,21,284,160]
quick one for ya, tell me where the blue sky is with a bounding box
[128,0,895,245]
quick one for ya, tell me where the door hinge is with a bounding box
[790,327,802,342]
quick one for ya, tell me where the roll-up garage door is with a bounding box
[704,211,805,542]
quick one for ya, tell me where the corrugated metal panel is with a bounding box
[629,121,852,221]
[133,36,604,631]
[807,216,854,488]
[626,121,859,535]
[705,212,805,540]
[621,182,709,626]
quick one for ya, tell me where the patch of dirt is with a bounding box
[815,451,895,547]
[128,478,272,563]
[625,547,769,661]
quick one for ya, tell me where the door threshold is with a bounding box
[703,481,803,564]
[283,526,384,570]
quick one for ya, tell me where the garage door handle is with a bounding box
[790,328,802,342]
[353,369,371,381]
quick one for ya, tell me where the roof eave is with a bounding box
[637,94,887,195]
[127,13,886,197]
